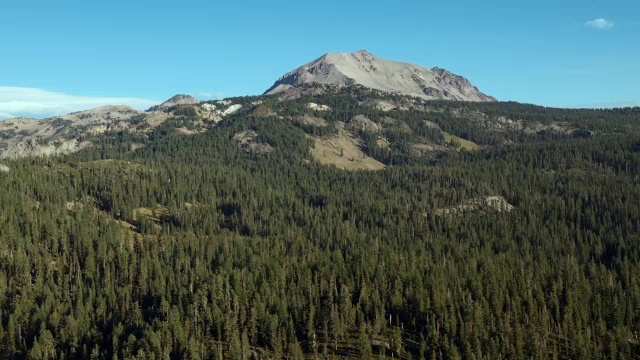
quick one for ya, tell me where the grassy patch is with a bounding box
[443,132,481,150]
[310,130,385,171]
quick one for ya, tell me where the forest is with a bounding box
[0,93,640,359]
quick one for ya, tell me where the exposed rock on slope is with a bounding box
[60,105,143,126]
[265,50,495,102]
[0,94,247,159]
[0,106,145,159]
[435,196,515,215]
[306,103,331,111]
[232,130,274,153]
[223,104,243,116]
[2,139,91,159]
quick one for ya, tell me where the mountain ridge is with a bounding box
[265,50,496,102]
[0,95,242,158]
[148,94,200,112]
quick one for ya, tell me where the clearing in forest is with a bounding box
[442,132,481,150]
[310,129,385,171]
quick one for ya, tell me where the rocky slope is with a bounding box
[0,86,585,164]
[0,106,149,158]
[0,95,243,159]
[265,50,496,102]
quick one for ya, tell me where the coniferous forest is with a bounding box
[1,92,640,359]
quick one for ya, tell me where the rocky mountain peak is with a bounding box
[167,94,199,103]
[265,50,495,102]
[148,94,200,112]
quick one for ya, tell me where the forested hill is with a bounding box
[0,90,640,359]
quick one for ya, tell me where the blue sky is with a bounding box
[1,0,638,118]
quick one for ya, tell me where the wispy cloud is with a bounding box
[0,87,160,120]
[585,18,615,30]
[198,91,224,100]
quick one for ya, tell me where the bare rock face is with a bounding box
[306,103,331,111]
[223,104,243,116]
[0,95,242,159]
[1,139,91,159]
[0,106,146,159]
[265,50,496,102]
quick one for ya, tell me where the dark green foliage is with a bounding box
[128,114,147,125]
[172,107,197,118]
[0,95,639,359]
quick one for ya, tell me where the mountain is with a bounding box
[0,106,145,158]
[0,95,244,158]
[265,50,496,102]
[59,105,144,125]
[148,94,200,112]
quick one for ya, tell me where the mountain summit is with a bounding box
[148,94,200,112]
[265,50,496,102]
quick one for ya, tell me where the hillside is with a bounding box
[1,83,640,359]
[0,96,244,158]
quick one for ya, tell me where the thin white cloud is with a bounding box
[198,91,224,100]
[0,87,160,120]
[585,18,615,30]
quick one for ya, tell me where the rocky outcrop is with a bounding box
[435,196,515,215]
[306,103,331,111]
[232,130,274,154]
[265,50,496,102]
[223,104,243,116]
